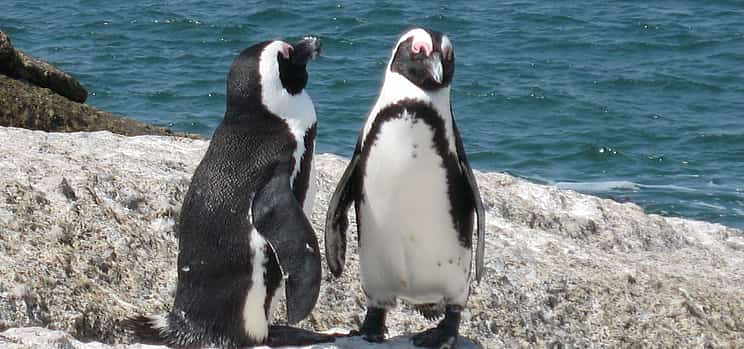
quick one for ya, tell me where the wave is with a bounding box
[689,201,728,211]
[640,183,710,194]
[555,181,641,192]
[554,181,744,204]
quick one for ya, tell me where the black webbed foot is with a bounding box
[349,306,387,343]
[412,305,462,348]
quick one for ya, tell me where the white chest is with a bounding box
[358,116,471,304]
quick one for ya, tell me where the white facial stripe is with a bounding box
[258,41,317,183]
[441,35,453,60]
[258,41,288,101]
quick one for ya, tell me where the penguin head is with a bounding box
[226,37,321,114]
[389,28,454,91]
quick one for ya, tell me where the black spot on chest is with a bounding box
[356,100,474,248]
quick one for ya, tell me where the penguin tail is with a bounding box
[121,314,171,345]
[414,303,445,321]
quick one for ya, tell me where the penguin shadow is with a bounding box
[126,333,483,349]
[151,334,483,349]
[323,334,485,349]
[265,330,484,349]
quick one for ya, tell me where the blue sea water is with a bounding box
[2,1,743,228]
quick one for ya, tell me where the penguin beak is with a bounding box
[426,52,444,84]
[290,36,321,65]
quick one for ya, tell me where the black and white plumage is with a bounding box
[124,37,332,348]
[325,28,485,348]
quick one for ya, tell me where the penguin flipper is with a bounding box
[452,117,486,283]
[324,154,360,277]
[253,160,322,324]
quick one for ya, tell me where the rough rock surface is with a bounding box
[0,127,742,348]
[0,31,87,103]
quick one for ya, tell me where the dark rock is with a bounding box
[0,74,181,137]
[0,31,195,138]
[60,178,77,202]
[0,31,87,103]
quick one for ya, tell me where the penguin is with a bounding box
[324,28,485,349]
[124,37,332,348]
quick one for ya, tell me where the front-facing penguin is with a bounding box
[325,28,485,348]
[124,37,331,348]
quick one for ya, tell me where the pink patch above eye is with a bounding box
[279,42,293,59]
[411,39,432,56]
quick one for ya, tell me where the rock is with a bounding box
[0,75,187,137]
[0,127,742,348]
[0,327,155,349]
[0,31,87,103]
[0,32,188,137]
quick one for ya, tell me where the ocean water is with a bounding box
[2,1,743,229]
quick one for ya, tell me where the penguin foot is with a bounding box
[411,304,462,348]
[350,306,387,343]
[265,325,335,347]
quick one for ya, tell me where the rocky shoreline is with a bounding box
[0,31,190,137]
[1,31,743,348]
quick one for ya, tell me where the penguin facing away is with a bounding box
[325,28,486,348]
[124,37,332,348]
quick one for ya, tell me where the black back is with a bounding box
[164,39,320,347]
[225,41,269,116]
[171,114,291,347]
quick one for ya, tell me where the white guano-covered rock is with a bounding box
[0,127,742,348]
